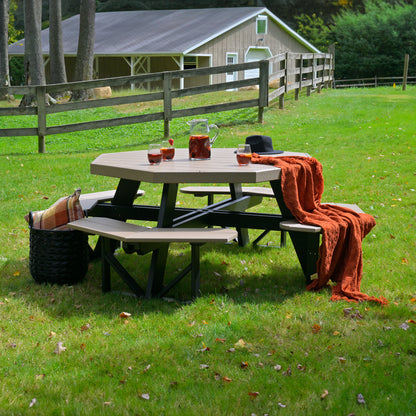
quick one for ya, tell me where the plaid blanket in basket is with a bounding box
[25,188,85,230]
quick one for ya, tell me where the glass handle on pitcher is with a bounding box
[209,124,219,145]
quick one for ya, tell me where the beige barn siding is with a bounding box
[192,15,310,84]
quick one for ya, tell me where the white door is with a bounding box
[226,53,238,83]
[244,47,272,79]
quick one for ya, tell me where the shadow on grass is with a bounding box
[1,242,308,320]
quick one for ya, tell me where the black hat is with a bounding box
[245,135,283,155]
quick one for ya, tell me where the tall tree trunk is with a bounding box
[49,0,67,94]
[20,0,46,106]
[0,0,10,100]
[72,0,95,101]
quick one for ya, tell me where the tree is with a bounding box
[0,0,9,99]
[49,0,67,91]
[295,13,332,51]
[333,0,416,79]
[20,0,46,106]
[72,0,95,100]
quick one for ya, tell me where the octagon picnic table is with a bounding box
[88,148,310,297]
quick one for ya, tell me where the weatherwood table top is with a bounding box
[91,148,310,184]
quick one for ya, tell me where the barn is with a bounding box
[8,7,320,89]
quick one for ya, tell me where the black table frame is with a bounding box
[89,177,319,298]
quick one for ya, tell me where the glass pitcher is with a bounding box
[187,119,219,160]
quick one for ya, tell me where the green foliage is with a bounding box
[295,13,332,51]
[333,0,416,79]
[7,0,22,43]
[0,87,415,414]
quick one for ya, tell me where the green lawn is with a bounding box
[0,87,415,415]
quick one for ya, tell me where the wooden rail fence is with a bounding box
[0,52,333,153]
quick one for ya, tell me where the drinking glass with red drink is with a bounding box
[147,144,162,165]
[236,144,252,165]
[161,139,175,161]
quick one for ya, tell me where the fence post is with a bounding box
[403,54,409,91]
[163,72,172,138]
[258,60,269,123]
[294,55,300,100]
[279,56,286,109]
[36,86,46,153]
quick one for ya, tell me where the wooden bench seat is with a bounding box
[279,203,364,233]
[79,189,145,212]
[279,203,365,283]
[68,217,237,299]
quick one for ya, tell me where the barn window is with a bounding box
[184,56,197,70]
[256,15,267,35]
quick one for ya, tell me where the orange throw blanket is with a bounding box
[252,155,387,304]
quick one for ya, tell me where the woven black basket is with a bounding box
[29,216,89,285]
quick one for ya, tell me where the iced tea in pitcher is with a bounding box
[189,135,211,160]
[187,119,219,160]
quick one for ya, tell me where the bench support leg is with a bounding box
[251,230,287,248]
[100,237,145,297]
[191,243,201,299]
[154,243,203,299]
[229,184,250,247]
[101,238,112,293]
[288,231,320,283]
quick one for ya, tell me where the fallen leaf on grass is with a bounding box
[234,338,253,350]
[357,393,366,404]
[199,364,209,369]
[143,364,151,373]
[248,391,259,398]
[278,402,286,408]
[283,366,292,376]
[240,361,249,369]
[29,398,36,408]
[196,343,210,352]
[222,376,232,383]
[80,343,86,350]
[140,393,150,400]
[215,337,226,343]
[321,390,329,400]
[226,348,235,353]
[399,323,410,330]
[35,374,45,380]
[80,324,90,331]
[274,364,282,371]
[312,324,321,334]
[343,307,364,319]
[338,357,347,364]
[119,312,131,319]
[53,342,67,354]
